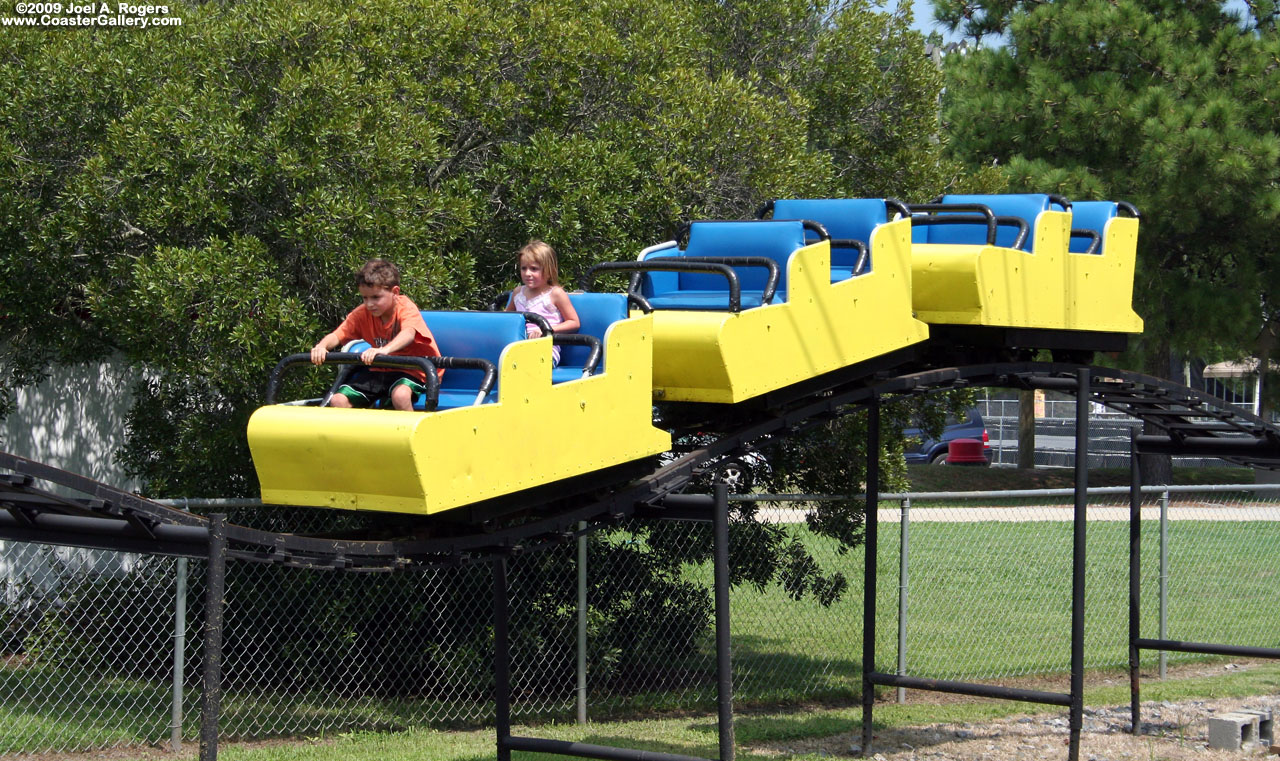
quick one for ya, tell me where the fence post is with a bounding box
[576,521,587,725]
[171,557,188,751]
[1159,488,1170,679]
[897,498,910,704]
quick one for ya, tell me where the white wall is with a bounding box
[1,357,141,493]
[1,359,145,587]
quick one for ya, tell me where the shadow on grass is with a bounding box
[0,667,171,750]
[582,632,863,721]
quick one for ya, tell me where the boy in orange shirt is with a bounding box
[309,259,441,411]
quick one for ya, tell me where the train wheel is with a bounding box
[714,458,753,492]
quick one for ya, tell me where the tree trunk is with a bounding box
[1254,316,1277,421]
[1139,343,1176,485]
[1017,389,1035,469]
[1139,417,1173,485]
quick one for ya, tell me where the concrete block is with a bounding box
[1208,712,1260,751]
[1239,709,1275,746]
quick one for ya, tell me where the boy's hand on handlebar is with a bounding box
[310,345,327,365]
[360,347,385,365]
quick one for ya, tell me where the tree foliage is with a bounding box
[934,0,1280,381]
[0,0,989,627]
[1,0,965,493]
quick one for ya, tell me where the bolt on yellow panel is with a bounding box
[648,218,929,403]
[248,315,671,515]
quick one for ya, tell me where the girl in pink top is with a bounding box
[504,240,580,365]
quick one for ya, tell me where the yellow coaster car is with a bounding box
[908,193,1073,329]
[247,294,671,515]
[905,193,1142,337]
[588,211,928,404]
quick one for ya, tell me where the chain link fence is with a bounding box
[2,485,1278,754]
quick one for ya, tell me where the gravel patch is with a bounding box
[754,695,1280,760]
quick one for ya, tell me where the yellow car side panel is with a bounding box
[248,315,671,515]
[1065,216,1144,333]
[911,210,1072,328]
[649,218,930,403]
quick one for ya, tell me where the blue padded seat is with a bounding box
[350,311,527,410]
[638,220,807,311]
[551,292,629,384]
[912,193,1053,252]
[1068,201,1119,254]
[770,198,893,281]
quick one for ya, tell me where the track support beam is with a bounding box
[1068,369,1089,761]
[862,373,1090,760]
[1127,430,1280,735]
[497,488,733,761]
[861,395,879,756]
[199,514,227,761]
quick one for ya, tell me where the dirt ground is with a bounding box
[754,696,1280,760]
[751,662,1280,761]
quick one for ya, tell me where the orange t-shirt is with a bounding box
[334,295,441,382]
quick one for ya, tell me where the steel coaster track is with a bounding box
[2,362,1278,570]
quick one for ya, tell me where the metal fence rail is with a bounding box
[2,484,1278,754]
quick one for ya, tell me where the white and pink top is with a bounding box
[512,287,564,365]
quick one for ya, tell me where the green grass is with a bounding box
[0,666,173,750]
[637,517,1278,708]
[97,662,1280,760]
[0,661,500,753]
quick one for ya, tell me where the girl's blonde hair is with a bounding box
[518,240,560,286]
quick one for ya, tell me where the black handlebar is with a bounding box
[908,203,999,245]
[830,239,870,274]
[676,218,830,246]
[553,334,604,376]
[583,261,748,312]
[430,356,498,406]
[266,353,500,410]
[676,256,781,305]
[1070,229,1102,254]
[521,312,554,338]
[885,198,911,220]
[627,292,654,314]
[267,353,440,408]
[800,220,830,241]
[994,216,1030,249]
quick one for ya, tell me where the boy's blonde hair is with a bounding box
[356,259,400,290]
[518,240,560,286]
